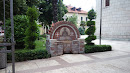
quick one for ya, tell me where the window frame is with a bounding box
[105,0,110,7]
[81,17,83,21]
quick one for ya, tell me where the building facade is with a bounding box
[96,0,130,40]
[65,5,88,27]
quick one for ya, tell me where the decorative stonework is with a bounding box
[46,21,84,57]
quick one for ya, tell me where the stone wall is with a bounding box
[96,0,130,40]
[46,21,85,57]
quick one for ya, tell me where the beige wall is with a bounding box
[39,27,44,35]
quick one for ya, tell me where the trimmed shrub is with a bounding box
[24,6,39,49]
[85,35,96,45]
[85,26,96,35]
[85,45,112,53]
[7,49,50,62]
[85,9,96,45]
[87,21,95,26]
[78,27,85,35]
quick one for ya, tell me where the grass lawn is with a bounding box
[7,37,49,62]
[35,37,46,50]
[15,37,46,52]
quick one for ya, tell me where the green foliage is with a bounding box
[87,21,95,26]
[57,0,68,21]
[7,37,49,62]
[26,0,40,7]
[85,9,96,45]
[85,45,112,53]
[7,49,50,62]
[85,26,96,35]
[25,6,39,49]
[80,21,86,30]
[80,21,86,25]
[39,0,68,25]
[67,14,78,27]
[26,6,39,21]
[78,27,85,35]
[88,8,96,21]
[38,24,42,27]
[0,0,27,21]
[85,35,96,45]
[5,15,28,49]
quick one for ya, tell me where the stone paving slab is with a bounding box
[44,57,130,73]
[59,54,93,63]
[91,51,129,59]
[1,38,130,73]
[34,60,60,68]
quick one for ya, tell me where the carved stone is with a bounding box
[46,21,85,57]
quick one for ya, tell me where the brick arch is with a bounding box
[49,21,80,39]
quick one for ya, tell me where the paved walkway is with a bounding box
[0,37,130,73]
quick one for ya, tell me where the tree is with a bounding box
[5,15,28,49]
[26,0,40,7]
[80,21,86,30]
[57,0,68,21]
[67,14,78,27]
[85,9,96,45]
[24,6,39,49]
[38,0,68,26]
[0,0,27,21]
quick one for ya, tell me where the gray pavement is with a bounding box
[0,36,130,73]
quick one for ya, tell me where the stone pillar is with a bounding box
[49,39,57,57]
[78,38,85,53]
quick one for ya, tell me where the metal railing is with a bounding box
[0,0,15,73]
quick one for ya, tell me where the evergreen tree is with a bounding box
[85,9,96,45]
[38,0,68,26]
[24,6,39,49]
[0,0,27,21]
[5,15,28,49]
[26,0,40,7]
[57,0,68,21]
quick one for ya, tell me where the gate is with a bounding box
[0,0,15,73]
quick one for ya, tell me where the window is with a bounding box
[105,0,110,6]
[81,17,83,21]
[86,17,87,21]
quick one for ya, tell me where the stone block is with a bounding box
[78,38,85,54]
[72,40,79,54]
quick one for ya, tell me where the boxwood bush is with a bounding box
[85,9,96,45]
[7,49,50,62]
[85,45,112,53]
[78,27,85,35]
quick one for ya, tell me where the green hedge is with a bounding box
[7,49,50,62]
[85,45,112,53]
